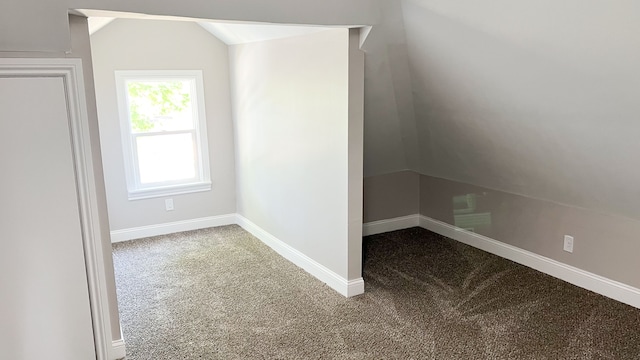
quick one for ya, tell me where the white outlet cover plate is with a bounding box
[563,235,574,253]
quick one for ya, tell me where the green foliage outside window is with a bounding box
[127,81,191,131]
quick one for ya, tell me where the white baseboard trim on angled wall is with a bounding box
[111,338,126,360]
[236,214,364,297]
[417,215,640,310]
[361,214,640,309]
[110,214,237,243]
[362,214,421,236]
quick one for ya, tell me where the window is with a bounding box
[115,70,211,200]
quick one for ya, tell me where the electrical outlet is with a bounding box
[563,235,574,253]
[165,198,174,211]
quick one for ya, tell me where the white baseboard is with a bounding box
[346,278,365,296]
[363,214,640,309]
[110,214,236,243]
[362,214,420,236]
[418,215,640,309]
[236,214,364,297]
[111,338,126,360]
[109,213,363,297]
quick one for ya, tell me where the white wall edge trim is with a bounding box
[236,214,364,297]
[362,214,420,236]
[110,214,237,243]
[110,339,126,360]
[0,58,114,360]
[363,214,640,309]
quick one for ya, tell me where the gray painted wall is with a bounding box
[91,18,236,231]
[363,171,419,222]
[390,0,640,291]
[364,170,640,290]
[361,0,417,176]
[403,0,640,220]
[230,29,353,279]
[419,174,640,289]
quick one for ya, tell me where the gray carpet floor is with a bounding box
[112,225,640,359]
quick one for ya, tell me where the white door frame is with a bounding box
[0,58,114,360]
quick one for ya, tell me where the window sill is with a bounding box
[127,181,212,201]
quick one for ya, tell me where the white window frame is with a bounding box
[115,70,211,200]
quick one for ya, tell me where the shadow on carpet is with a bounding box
[112,225,640,359]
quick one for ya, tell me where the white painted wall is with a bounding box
[91,18,236,231]
[230,29,352,279]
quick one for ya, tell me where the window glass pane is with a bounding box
[126,80,194,133]
[136,133,196,184]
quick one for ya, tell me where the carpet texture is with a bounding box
[112,225,640,359]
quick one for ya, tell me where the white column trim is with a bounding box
[0,58,115,360]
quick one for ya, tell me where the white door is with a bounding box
[0,76,97,359]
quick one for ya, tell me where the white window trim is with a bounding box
[115,70,211,200]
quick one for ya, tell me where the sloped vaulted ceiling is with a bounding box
[401,0,640,219]
[360,0,419,177]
